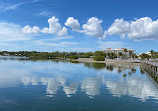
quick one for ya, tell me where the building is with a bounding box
[102,48,134,57]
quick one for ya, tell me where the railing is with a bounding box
[142,60,158,67]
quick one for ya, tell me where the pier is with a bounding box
[141,60,158,81]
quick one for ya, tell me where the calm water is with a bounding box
[0,59,158,111]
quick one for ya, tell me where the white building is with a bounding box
[102,48,134,57]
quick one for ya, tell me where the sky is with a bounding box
[0,0,158,53]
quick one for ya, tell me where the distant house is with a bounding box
[146,51,151,56]
[3,52,10,56]
[102,48,134,57]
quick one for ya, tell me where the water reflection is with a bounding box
[22,77,39,85]
[63,82,78,97]
[81,77,101,98]
[84,63,106,70]
[0,59,158,102]
[106,76,158,101]
[21,72,158,101]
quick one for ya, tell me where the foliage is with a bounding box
[82,52,93,58]
[124,48,128,53]
[1,50,158,60]
[132,53,138,58]
[150,50,154,59]
[84,63,106,70]
[106,65,113,71]
[93,55,105,61]
[124,48,128,58]
[107,52,117,59]
[69,55,78,59]
[118,52,123,57]
[129,51,133,58]
[139,53,150,59]
[118,69,122,73]
[123,74,127,77]
[128,72,132,75]
[93,51,106,57]
[131,68,136,73]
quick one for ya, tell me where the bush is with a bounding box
[82,52,93,58]
[69,55,78,59]
[93,51,106,57]
[107,52,117,59]
[123,74,127,77]
[93,55,105,61]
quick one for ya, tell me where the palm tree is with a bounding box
[129,51,133,59]
[150,50,154,59]
[107,52,110,59]
[118,52,122,59]
[124,48,128,59]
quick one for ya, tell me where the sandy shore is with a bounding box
[71,58,141,65]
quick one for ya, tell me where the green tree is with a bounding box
[118,52,123,59]
[139,53,150,60]
[93,51,106,57]
[129,51,133,59]
[82,52,93,58]
[124,48,128,58]
[93,55,105,61]
[150,50,155,59]
[108,53,117,59]
[132,53,138,58]
[69,55,78,59]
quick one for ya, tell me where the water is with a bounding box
[0,59,158,111]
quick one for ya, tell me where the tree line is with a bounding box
[0,49,157,61]
[139,50,158,60]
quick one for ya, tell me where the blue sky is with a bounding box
[0,0,158,53]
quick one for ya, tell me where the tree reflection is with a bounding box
[118,68,122,73]
[84,63,106,70]
[106,65,114,71]
[140,68,145,74]
[131,68,137,73]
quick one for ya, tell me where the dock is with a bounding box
[141,60,158,81]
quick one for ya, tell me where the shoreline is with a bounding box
[71,58,141,65]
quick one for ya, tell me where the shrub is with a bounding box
[123,74,127,77]
[69,55,78,59]
[93,55,105,61]
[128,72,132,75]
[70,61,79,64]
[82,52,93,58]
[107,52,117,59]
[93,51,106,57]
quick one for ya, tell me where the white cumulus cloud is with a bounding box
[65,17,80,31]
[107,18,130,35]
[23,25,40,33]
[0,22,31,41]
[81,17,106,38]
[128,17,158,40]
[107,17,158,40]
[23,16,68,36]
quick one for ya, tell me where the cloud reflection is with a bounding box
[0,60,158,102]
[81,77,101,98]
[21,74,158,101]
[106,77,158,101]
[41,76,66,97]
[22,77,38,85]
